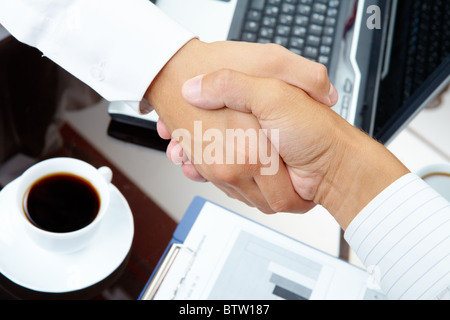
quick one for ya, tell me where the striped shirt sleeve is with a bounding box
[345,173,450,300]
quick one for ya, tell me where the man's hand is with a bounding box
[146,39,337,214]
[181,69,410,229]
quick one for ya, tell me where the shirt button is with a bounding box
[90,66,105,81]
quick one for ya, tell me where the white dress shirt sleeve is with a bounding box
[345,173,450,300]
[0,0,195,112]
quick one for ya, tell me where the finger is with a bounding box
[166,140,188,165]
[223,178,278,214]
[157,118,171,140]
[182,70,259,113]
[254,164,315,214]
[203,164,278,214]
[211,42,337,106]
[181,160,207,182]
[167,141,206,182]
[253,134,313,214]
[274,50,338,106]
[214,183,256,209]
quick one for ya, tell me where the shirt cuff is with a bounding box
[345,173,450,300]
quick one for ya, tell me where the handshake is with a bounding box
[146,39,409,231]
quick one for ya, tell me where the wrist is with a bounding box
[144,38,208,130]
[316,121,410,230]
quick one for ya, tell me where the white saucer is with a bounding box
[0,179,134,293]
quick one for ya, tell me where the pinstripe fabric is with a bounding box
[345,174,450,300]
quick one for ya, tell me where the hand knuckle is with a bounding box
[261,44,286,70]
[314,63,330,89]
[269,198,291,213]
[259,205,277,215]
[214,68,236,91]
[210,165,240,185]
[269,78,287,98]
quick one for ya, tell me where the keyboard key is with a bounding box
[262,16,277,28]
[318,55,329,65]
[290,37,305,49]
[281,3,296,14]
[306,35,321,46]
[304,46,319,59]
[242,32,257,42]
[325,17,336,26]
[297,4,311,16]
[289,47,303,55]
[323,26,335,36]
[274,36,289,47]
[259,27,274,39]
[292,26,307,37]
[309,24,323,36]
[279,14,294,25]
[250,0,266,10]
[327,8,338,17]
[320,45,331,55]
[265,5,279,16]
[244,21,259,32]
[294,15,309,27]
[329,0,340,8]
[322,36,333,46]
[248,10,262,21]
[313,3,327,14]
[311,13,326,25]
[276,25,291,36]
[257,37,272,43]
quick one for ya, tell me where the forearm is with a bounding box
[0,0,194,108]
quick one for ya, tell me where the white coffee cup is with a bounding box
[416,162,450,202]
[14,157,113,254]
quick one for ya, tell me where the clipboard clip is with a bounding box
[140,243,195,300]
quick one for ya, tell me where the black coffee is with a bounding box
[24,173,100,233]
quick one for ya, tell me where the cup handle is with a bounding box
[98,166,113,184]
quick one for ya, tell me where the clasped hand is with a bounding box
[147,39,340,215]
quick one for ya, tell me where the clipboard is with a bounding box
[139,197,387,300]
[139,197,205,300]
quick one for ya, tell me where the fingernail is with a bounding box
[182,75,204,100]
[329,84,338,105]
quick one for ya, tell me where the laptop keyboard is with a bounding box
[238,0,341,68]
[402,0,450,102]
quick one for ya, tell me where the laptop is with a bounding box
[108,0,450,146]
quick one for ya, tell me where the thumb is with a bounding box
[181,69,287,119]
